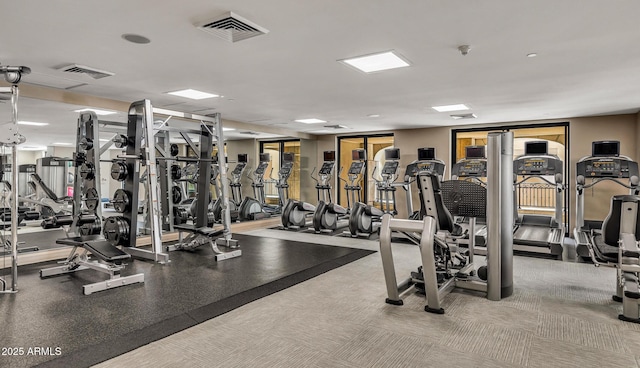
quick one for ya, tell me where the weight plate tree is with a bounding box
[72,112,103,236]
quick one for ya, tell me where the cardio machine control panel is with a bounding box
[514,156,562,176]
[405,160,445,178]
[254,161,269,176]
[348,162,364,175]
[319,162,335,175]
[381,161,399,177]
[577,157,639,178]
[451,159,487,178]
[232,162,247,176]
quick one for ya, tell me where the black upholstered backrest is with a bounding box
[602,195,640,246]
[417,172,456,233]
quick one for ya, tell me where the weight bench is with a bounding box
[39,235,144,295]
[168,224,241,261]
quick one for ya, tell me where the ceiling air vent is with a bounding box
[450,113,477,120]
[57,64,114,79]
[324,124,349,129]
[240,131,260,135]
[196,12,269,43]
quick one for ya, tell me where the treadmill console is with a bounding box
[514,156,562,176]
[405,160,446,178]
[452,159,487,178]
[319,162,334,176]
[576,157,639,178]
[348,161,364,175]
[381,161,399,176]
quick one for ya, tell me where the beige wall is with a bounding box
[299,138,318,202]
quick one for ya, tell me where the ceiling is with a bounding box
[1,0,640,148]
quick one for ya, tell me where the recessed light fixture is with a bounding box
[52,142,73,146]
[339,50,410,73]
[167,89,219,100]
[122,34,151,44]
[222,127,235,132]
[99,139,111,142]
[18,145,47,151]
[295,118,327,124]
[74,108,117,116]
[309,129,334,134]
[17,121,49,126]
[367,114,380,118]
[527,53,538,58]
[432,104,469,112]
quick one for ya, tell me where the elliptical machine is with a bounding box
[212,154,246,222]
[313,150,364,234]
[238,153,271,220]
[348,148,400,237]
[281,152,316,229]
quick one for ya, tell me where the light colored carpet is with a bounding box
[96,229,640,368]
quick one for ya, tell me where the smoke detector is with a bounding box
[458,45,471,56]
[196,12,269,43]
[57,64,114,79]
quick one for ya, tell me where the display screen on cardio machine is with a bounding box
[255,162,268,175]
[406,161,444,177]
[578,158,633,178]
[319,162,334,175]
[515,157,560,176]
[381,161,399,175]
[348,162,364,175]
[453,159,487,177]
[232,162,246,175]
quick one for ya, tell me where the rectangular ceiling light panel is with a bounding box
[295,118,327,124]
[432,104,469,112]
[167,89,219,100]
[340,51,410,73]
[17,121,49,126]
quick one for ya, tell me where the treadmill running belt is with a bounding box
[513,226,551,247]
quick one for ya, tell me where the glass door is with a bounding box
[259,140,301,203]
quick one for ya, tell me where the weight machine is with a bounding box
[380,132,514,312]
[400,147,446,220]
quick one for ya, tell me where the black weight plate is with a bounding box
[112,189,131,213]
[84,187,100,211]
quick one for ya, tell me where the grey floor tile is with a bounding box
[528,336,636,368]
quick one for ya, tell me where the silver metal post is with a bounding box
[9,85,20,291]
[486,133,502,301]
[213,114,233,242]
[486,132,514,300]
[142,100,165,263]
[499,132,514,298]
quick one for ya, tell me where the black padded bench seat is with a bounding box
[174,224,224,238]
[56,236,130,263]
[591,231,619,263]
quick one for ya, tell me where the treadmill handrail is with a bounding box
[579,177,638,192]
[514,175,562,188]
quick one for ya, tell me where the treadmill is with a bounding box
[574,141,639,261]
[451,146,488,249]
[512,141,564,258]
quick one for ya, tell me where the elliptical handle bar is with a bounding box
[310,167,319,184]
